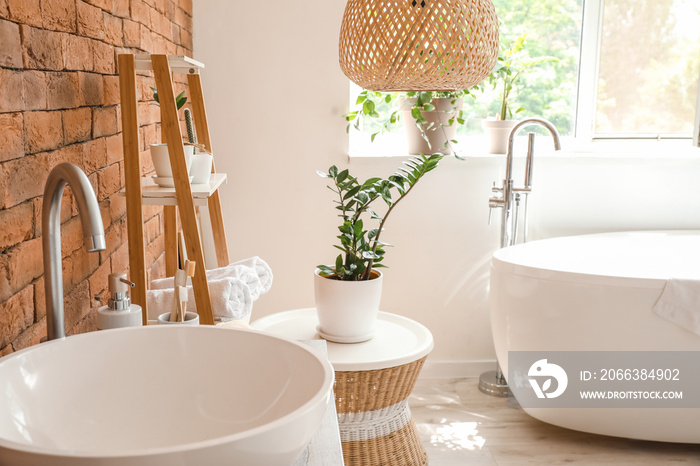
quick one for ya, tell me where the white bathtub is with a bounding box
[490,230,700,443]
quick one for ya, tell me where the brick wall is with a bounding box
[0,0,193,355]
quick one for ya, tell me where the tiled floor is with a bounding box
[410,378,700,465]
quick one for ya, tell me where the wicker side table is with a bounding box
[251,309,434,466]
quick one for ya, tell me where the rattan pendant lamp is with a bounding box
[339,0,500,92]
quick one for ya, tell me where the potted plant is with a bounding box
[346,89,475,157]
[149,88,195,182]
[315,154,442,342]
[482,35,558,153]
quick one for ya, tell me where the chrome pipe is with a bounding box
[42,163,105,341]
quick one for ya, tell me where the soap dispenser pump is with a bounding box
[97,273,143,330]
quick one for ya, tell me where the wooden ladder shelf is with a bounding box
[118,54,229,325]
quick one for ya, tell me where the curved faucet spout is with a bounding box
[42,163,106,341]
[505,117,561,183]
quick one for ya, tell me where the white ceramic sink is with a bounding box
[0,326,334,466]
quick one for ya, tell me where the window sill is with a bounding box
[348,136,700,160]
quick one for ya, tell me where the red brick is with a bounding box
[0,17,21,67]
[130,0,149,25]
[144,232,164,270]
[145,214,160,244]
[7,0,41,27]
[112,0,129,18]
[98,196,111,225]
[62,34,93,71]
[97,162,121,200]
[91,39,114,74]
[0,285,34,348]
[122,19,140,47]
[33,276,45,321]
[108,191,126,222]
[82,137,108,174]
[0,112,23,162]
[48,143,83,168]
[141,123,157,151]
[60,215,85,258]
[100,220,121,261]
[78,71,103,106]
[69,310,97,336]
[46,71,80,110]
[170,22,180,45]
[92,106,117,138]
[22,70,47,111]
[105,133,122,165]
[180,27,192,51]
[32,190,72,238]
[64,278,90,331]
[12,320,46,351]
[110,240,129,275]
[5,238,44,296]
[77,1,104,40]
[25,111,63,154]
[20,25,63,70]
[41,0,76,33]
[139,24,154,52]
[103,12,122,46]
[0,68,24,112]
[89,257,111,300]
[102,75,120,106]
[1,154,50,207]
[85,0,111,11]
[0,202,33,250]
[63,107,92,144]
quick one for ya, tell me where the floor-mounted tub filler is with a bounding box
[490,230,700,443]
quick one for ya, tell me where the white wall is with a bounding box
[194,1,700,376]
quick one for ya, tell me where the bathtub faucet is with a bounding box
[488,117,562,248]
[480,118,561,397]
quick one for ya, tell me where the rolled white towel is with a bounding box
[653,278,700,335]
[146,277,252,322]
[150,256,273,300]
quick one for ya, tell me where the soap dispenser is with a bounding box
[97,273,143,330]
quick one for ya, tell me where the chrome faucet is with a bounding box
[480,118,562,397]
[42,163,106,341]
[489,117,562,248]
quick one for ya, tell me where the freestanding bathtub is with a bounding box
[490,230,700,443]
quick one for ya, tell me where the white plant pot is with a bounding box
[402,97,462,155]
[150,143,195,177]
[482,119,519,154]
[314,268,383,343]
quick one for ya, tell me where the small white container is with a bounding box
[157,311,199,326]
[150,144,194,177]
[190,153,213,184]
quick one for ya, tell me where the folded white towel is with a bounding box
[150,256,273,300]
[146,277,252,322]
[653,278,700,335]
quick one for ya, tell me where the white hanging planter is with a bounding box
[314,268,383,343]
[402,97,462,155]
[482,119,519,154]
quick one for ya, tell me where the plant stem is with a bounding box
[362,176,420,280]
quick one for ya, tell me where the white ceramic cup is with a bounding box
[190,153,213,184]
[150,144,195,178]
[157,311,199,325]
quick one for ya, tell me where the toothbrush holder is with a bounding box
[157,312,200,326]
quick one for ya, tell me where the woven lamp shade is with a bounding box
[339,0,500,92]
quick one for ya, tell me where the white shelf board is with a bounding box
[136,173,226,206]
[133,54,205,74]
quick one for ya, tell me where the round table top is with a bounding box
[251,309,434,371]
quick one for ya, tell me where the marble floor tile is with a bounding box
[411,378,700,465]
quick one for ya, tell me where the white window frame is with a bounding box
[576,0,700,143]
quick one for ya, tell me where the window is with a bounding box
[349,0,700,154]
